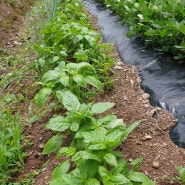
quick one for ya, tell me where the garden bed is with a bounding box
[1,1,185,185]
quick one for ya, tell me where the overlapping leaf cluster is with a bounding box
[96,0,185,59]
[0,106,25,183]
[33,0,115,102]
[33,0,155,184]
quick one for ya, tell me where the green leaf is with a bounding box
[43,135,63,155]
[144,30,155,37]
[81,129,106,144]
[128,172,155,185]
[137,14,144,19]
[73,49,88,61]
[99,166,131,185]
[35,88,52,108]
[72,151,101,163]
[56,90,65,103]
[70,121,79,132]
[66,63,78,75]
[50,178,66,185]
[98,166,109,178]
[62,91,80,111]
[29,115,40,123]
[180,25,185,35]
[59,51,68,57]
[103,153,117,167]
[41,70,59,83]
[97,115,117,126]
[51,160,70,179]
[91,102,115,114]
[111,173,131,184]
[77,62,96,76]
[85,76,103,92]
[45,115,70,132]
[33,44,43,53]
[84,35,96,45]
[52,56,59,63]
[111,159,128,174]
[80,160,99,178]
[130,157,143,166]
[57,146,76,158]
[108,119,124,128]
[88,143,107,150]
[73,74,87,88]
[121,121,140,142]
[73,35,83,45]
[55,31,64,44]
[85,178,100,185]
[81,129,107,150]
[98,115,124,128]
[105,126,125,147]
[62,168,86,184]
[59,76,69,87]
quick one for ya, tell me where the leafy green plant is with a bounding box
[176,166,185,184]
[42,91,116,153]
[41,92,154,185]
[43,0,61,22]
[50,159,154,184]
[30,0,155,184]
[96,0,185,59]
[33,1,114,89]
[34,62,103,107]
[26,0,61,45]
[0,109,26,184]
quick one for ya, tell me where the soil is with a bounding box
[1,1,185,185]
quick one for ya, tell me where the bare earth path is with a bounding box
[1,2,185,185]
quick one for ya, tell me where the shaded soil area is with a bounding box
[0,0,35,46]
[1,1,185,185]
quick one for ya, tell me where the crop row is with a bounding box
[96,0,185,59]
[32,0,155,184]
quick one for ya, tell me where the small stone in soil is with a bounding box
[136,141,142,145]
[152,161,160,169]
[141,93,150,100]
[142,135,152,141]
[38,143,45,149]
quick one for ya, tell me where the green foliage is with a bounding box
[34,62,103,106]
[42,92,153,184]
[31,0,155,184]
[26,0,61,44]
[33,0,114,89]
[176,166,185,184]
[96,0,185,59]
[44,91,118,149]
[0,109,26,184]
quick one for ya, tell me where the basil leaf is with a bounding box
[103,153,117,167]
[43,134,63,155]
[85,178,100,185]
[128,172,155,185]
[91,102,115,114]
[35,87,52,108]
[51,160,70,179]
[62,91,80,111]
[45,115,70,132]
[85,75,103,92]
[72,151,101,163]
[73,74,87,88]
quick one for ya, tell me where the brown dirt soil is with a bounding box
[0,0,35,46]
[1,1,185,185]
